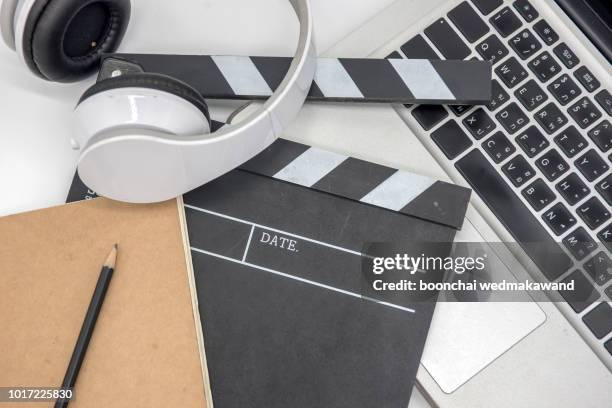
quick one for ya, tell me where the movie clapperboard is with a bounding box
[100,54,493,105]
[68,138,471,408]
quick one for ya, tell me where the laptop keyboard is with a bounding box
[389,0,612,355]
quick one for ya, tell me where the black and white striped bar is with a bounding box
[101,54,492,105]
[240,139,471,230]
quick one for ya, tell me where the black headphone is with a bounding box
[2,0,131,82]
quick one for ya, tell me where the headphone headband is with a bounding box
[0,0,18,50]
[76,0,316,203]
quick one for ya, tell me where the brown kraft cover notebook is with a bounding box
[0,198,211,408]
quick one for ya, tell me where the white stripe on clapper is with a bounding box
[361,170,435,211]
[315,58,364,99]
[242,225,255,262]
[212,55,272,96]
[388,59,455,100]
[274,147,348,187]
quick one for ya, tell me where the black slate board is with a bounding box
[67,139,470,407]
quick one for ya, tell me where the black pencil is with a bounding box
[55,244,118,408]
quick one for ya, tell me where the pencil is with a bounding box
[55,244,118,408]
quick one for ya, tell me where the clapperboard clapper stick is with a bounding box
[98,55,492,105]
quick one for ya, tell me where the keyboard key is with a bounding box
[449,2,489,43]
[516,126,549,157]
[425,18,471,59]
[577,197,611,230]
[556,173,590,206]
[598,223,612,252]
[548,74,581,106]
[596,174,612,205]
[559,270,598,313]
[470,0,503,15]
[594,89,612,115]
[401,35,439,59]
[568,97,602,129]
[495,57,528,88]
[482,131,516,163]
[522,179,555,211]
[582,303,612,339]
[575,149,609,181]
[455,149,572,280]
[606,338,612,355]
[553,43,580,69]
[574,66,600,93]
[513,0,538,22]
[528,51,561,82]
[543,203,576,235]
[463,108,496,139]
[412,105,449,131]
[476,34,509,64]
[535,103,568,134]
[487,80,510,111]
[431,120,473,159]
[386,51,402,59]
[563,227,597,261]
[588,120,611,152]
[489,7,522,37]
[533,19,558,45]
[584,252,612,287]
[508,29,541,60]
[535,149,569,181]
[503,155,535,186]
[496,102,529,134]
[449,105,472,116]
[554,126,588,158]
[515,79,548,111]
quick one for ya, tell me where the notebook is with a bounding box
[0,198,211,408]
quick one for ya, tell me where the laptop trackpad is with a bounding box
[420,220,546,394]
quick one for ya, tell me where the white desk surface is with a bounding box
[0,1,433,406]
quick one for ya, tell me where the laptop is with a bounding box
[318,0,611,406]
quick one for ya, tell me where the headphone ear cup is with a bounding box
[75,73,211,143]
[21,0,131,82]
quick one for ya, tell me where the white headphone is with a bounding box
[1,0,316,203]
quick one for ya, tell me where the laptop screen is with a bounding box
[555,0,612,62]
[586,0,612,30]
